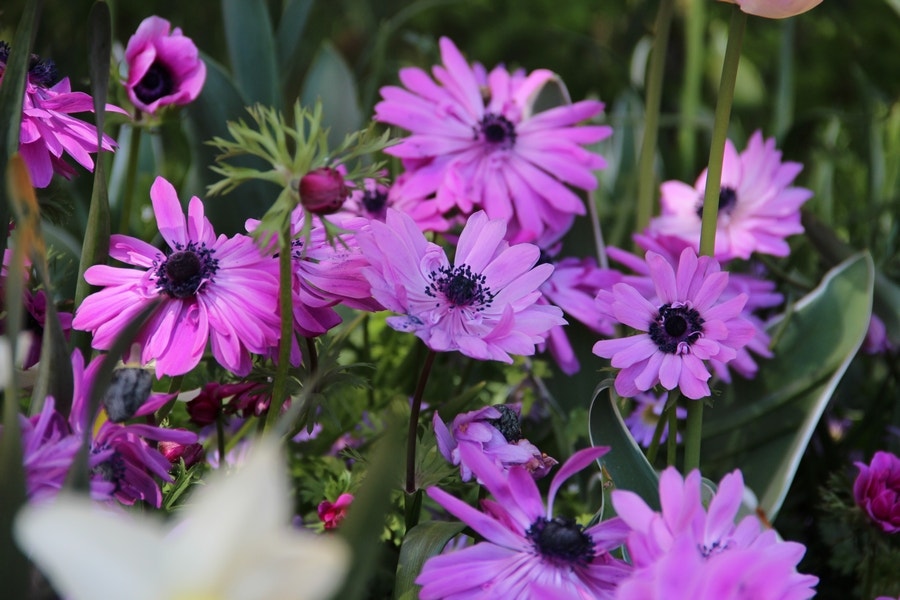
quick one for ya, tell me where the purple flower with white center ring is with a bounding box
[416,444,632,599]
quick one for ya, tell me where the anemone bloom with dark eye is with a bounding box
[593,247,755,400]
[73,177,280,377]
[124,16,206,115]
[375,37,611,244]
[358,209,565,363]
[417,444,631,599]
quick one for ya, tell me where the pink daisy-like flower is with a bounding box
[417,444,632,599]
[433,404,557,482]
[123,16,206,115]
[611,467,817,599]
[375,37,611,244]
[650,130,813,261]
[359,209,565,362]
[593,247,755,400]
[0,42,123,188]
[73,176,281,377]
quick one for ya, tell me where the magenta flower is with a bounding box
[375,37,611,244]
[299,167,350,215]
[73,176,281,377]
[18,396,81,503]
[433,404,557,481]
[0,42,122,188]
[611,467,817,599]
[124,16,206,115]
[650,131,813,261]
[718,0,822,19]
[624,392,685,448]
[853,451,900,534]
[593,247,755,400]
[359,209,565,363]
[318,493,354,530]
[417,445,632,598]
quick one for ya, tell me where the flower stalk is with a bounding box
[406,349,437,494]
[266,239,296,432]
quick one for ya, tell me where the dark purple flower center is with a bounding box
[362,188,389,216]
[528,517,595,566]
[92,448,126,489]
[153,242,219,299]
[0,41,59,87]
[426,264,494,309]
[696,186,738,219]
[487,405,522,442]
[134,61,175,105]
[479,113,516,149]
[648,302,704,354]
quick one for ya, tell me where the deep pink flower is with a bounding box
[417,445,632,599]
[718,0,822,19]
[611,467,817,599]
[123,16,206,114]
[853,451,900,534]
[318,493,354,530]
[624,392,685,448]
[157,440,204,468]
[299,167,350,215]
[650,131,812,261]
[73,176,281,377]
[433,404,557,481]
[375,37,611,244]
[0,42,122,188]
[359,209,565,363]
[593,247,755,400]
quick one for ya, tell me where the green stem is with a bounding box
[266,240,295,431]
[684,400,704,472]
[587,189,609,269]
[645,401,670,465]
[305,336,318,375]
[677,0,707,177]
[635,0,676,233]
[216,412,227,469]
[406,349,437,494]
[667,393,679,467]
[118,123,142,234]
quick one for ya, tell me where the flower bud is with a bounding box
[853,451,900,534]
[299,167,349,215]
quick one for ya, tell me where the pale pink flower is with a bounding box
[375,37,611,244]
[73,177,281,377]
[719,0,822,19]
[358,209,565,362]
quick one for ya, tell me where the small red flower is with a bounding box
[317,493,353,530]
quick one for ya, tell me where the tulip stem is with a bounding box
[406,348,437,494]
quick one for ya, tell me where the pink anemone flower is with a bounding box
[358,209,565,363]
[73,176,281,377]
[123,16,206,115]
[718,0,822,19]
[375,37,611,244]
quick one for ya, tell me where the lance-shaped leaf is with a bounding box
[393,521,466,600]
[701,253,874,520]
[222,0,282,107]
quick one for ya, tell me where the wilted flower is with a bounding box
[718,0,822,19]
[417,445,632,598]
[299,167,350,215]
[0,41,122,188]
[318,493,353,530]
[73,176,281,377]
[853,450,900,534]
[375,37,611,244]
[123,16,206,115]
[433,404,557,481]
[359,209,565,363]
[14,438,350,600]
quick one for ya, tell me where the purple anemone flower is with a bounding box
[123,16,206,115]
[593,247,755,400]
[358,209,565,363]
[375,37,611,244]
[853,450,900,534]
[18,396,81,503]
[623,392,685,449]
[433,404,557,481]
[417,444,632,599]
[73,176,281,377]
[0,42,123,188]
[611,467,817,599]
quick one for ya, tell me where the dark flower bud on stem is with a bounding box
[299,167,349,215]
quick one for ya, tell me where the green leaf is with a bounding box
[588,379,660,512]
[276,0,315,84]
[701,253,874,520]
[300,42,363,149]
[393,521,466,600]
[221,0,282,107]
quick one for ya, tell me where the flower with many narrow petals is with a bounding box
[0,42,123,188]
[611,467,817,599]
[593,247,755,400]
[123,16,206,115]
[14,438,350,600]
[853,450,900,534]
[434,404,557,481]
[417,445,632,599]
[375,37,611,244]
[650,131,812,261]
[359,209,565,363]
[73,176,281,377]
[719,0,822,19]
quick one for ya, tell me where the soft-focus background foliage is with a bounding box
[2,1,899,597]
